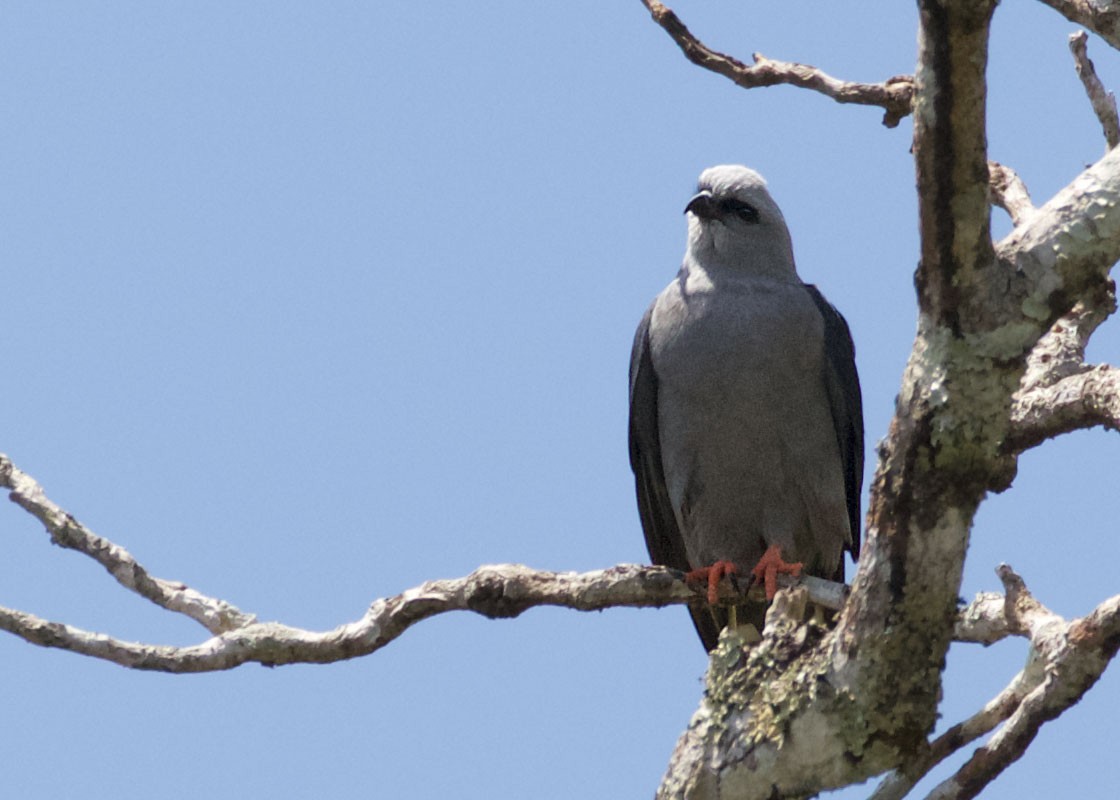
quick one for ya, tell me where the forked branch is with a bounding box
[638,0,914,127]
[1008,281,1119,451]
[924,590,1120,800]
[874,567,1120,800]
[0,451,1041,675]
[2,454,254,634]
[1,453,851,671]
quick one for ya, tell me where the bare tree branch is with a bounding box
[0,563,703,672]
[0,556,1035,675]
[954,591,1015,645]
[862,30,1120,784]
[991,145,1120,349]
[871,663,1040,800]
[924,591,1120,800]
[1009,363,1120,447]
[4,443,1116,800]
[2,451,857,671]
[1040,0,1120,51]
[1069,30,1120,149]
[1021,282,1115,391]
[0,556,845,673]
[1007,281,1118,450]
[637,0,914,127]
[878,566,1119,800]
[0,453,255,634]
[988,161,1036,226]
[0,448,1044,684]
[953,563,1073,647]
[993,563,1067,646]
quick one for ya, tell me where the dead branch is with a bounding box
[0,559,839,673]
[0,448,1034,679]
[876,566,1120,800]
[1,454,255,634]
[924,590,1120,799]
[988,161,1036,226]
[2,451,856,672]
[1009,363,1120,447]
[1020,282,1116,392]
[652,3,1120,794]
[1069,30,1120,149]
[0,563,698,672]
[637,0,914,127]
[954,592,1014,645]
[993,145,1120,340]
[1008,281,1119,451]
[1041,1,1120,51]
[872,662,1040,800]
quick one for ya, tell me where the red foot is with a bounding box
[686,560,739,605]
[750,545,803,600]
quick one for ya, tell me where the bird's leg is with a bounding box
[685,560,739,605]
[749,545,803,600]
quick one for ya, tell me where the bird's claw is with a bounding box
[749,545,803,600]
[686,560,740,605]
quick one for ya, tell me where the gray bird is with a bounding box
[628,165,863,651]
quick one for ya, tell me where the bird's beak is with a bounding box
[684,190,717,219]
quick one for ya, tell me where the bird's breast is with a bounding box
[650,279,824,390]
[648,277,844,569]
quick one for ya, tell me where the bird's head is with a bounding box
[684,165,797,279]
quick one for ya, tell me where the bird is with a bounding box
[628,165,863,651]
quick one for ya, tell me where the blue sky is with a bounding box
[2,3,1118,798]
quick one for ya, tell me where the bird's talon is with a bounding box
[750,545,803,600]
[686,560,739,605]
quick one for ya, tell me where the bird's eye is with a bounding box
[719,199,759,223]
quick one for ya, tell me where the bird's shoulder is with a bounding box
[649,267,821,339]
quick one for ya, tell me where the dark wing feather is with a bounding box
[804,285,865,574]
[629,304,722,650]
[629,304,688,571]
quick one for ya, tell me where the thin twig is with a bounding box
[922,596,1120,793]
[638,0,914,127]
[921,590,1120,799]
[882,567,1120,800]
[0,453,255,634]
[870,662,1041,800]
[1069,31,1120,150]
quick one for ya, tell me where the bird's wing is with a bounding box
[804,284,865,568]
[629,302,723,650]
[628,303,689,572]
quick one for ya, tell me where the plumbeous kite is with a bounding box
[628,165,864,651]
